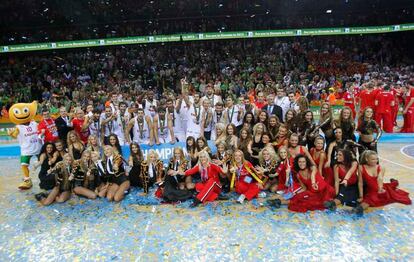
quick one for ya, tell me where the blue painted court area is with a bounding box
[0,141,414,260]
[402,144,414,159]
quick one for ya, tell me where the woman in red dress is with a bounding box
[275,146,290,192]
[174,151,228,207]
[310,136,334,186]
[272,146,302,195]
[270,154,335,212]
[287,133,315,167]
[324,149,359,210]
[354,150,411,214]
[230,150,263,204]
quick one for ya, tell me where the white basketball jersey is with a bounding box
[132,117,150,143]
[17,121,42,156]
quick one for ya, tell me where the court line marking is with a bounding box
[135,205,157,262]
[379,156,414,171]
[400,144,414,160]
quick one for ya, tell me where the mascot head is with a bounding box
[8,101,38,125]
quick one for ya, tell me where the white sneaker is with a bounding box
[237,194,246,204]
[258,192,267,198]
[276,190,284,195]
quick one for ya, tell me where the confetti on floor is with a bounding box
[0,143,413,261]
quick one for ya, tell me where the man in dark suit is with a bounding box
[55,106,73,144]
[262,93,283,122]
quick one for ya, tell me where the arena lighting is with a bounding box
[326,9,333,13]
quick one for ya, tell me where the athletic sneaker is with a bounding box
[18,178,33,190]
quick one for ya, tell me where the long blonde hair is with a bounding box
[102,145,115,161]
[67,130,83,148]
[258,146,279,165]
[146,149,160,163]
[232,149,246,166]
[297,96,309,112]
[338,106,354,124]
[197,150,212,170]
[172,147,186,162]
[359,150,378,165]
[319,102,333,123]
[253,123,267,136]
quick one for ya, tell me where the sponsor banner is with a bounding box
[138,141,217,165]
[1,23,413,53]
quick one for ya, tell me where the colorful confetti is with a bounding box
[0,143,413,261]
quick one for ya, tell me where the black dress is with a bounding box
[72,146,84,160]
[105,157,128,185]
[38,155,56,190]
[320,118,334,146]
[72,165,86,188]
[162,175,193,202]
[94,160,110,185]
[251,136,264,166]
[86,166,99,191]
[128,157,142,187]
[339,121,356,142]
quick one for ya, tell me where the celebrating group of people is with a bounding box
[8,75,412,214]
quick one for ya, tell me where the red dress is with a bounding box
[185,164,222,203]
[273,136,288,151]
[288,145,305,167]
[234,161,261,200]
[361,165,411,207]
[288,170,335,212]
[275,159,298,190]
[310,148,334,187]
[338,165,358,185]
[276,160,288,190]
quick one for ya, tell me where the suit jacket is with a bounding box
[262,104,283,123]
[55,116,73,143]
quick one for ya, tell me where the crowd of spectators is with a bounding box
[0,35,412,115]
[1,0,413,45]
